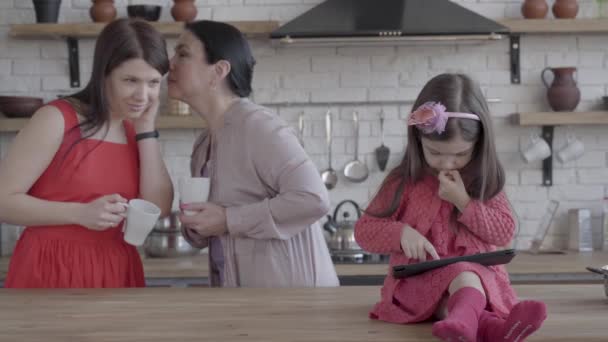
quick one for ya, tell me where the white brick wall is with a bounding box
[1,0,608,254]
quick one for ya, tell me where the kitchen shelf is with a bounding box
[8,21,279,88]
[9,21,279,39]
[498,19,608,84]
[0,115,206,133]
[511,111,608,187]
[511,111,608,126]
[499,18,608,34]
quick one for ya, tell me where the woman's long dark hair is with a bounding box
[185,20,256,97]
[64,18,169,155]
[371,73,505,217]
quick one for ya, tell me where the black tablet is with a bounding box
[392,249,516,279]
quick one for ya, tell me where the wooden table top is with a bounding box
[1,251,607,280]
[0,284,605,341]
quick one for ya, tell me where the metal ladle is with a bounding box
[321,109,338,190]
[298,111,305,147]
[344,110,369,182]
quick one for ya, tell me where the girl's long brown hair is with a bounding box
[371,73,505,217]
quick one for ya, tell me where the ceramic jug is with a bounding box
[90,0,116,22]
[521,0,548,19]
[171,0,197,22]
[541,67,580,112]
[553,0,579,18]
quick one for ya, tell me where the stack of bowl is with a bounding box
[0,96,44,118]
[143,211,202,258]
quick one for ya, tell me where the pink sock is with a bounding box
[477,310,505,342]
[432,287,486,342]
[500,300,547,342]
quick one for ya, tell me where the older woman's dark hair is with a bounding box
[68,18,169,139]
[185,20,256,97]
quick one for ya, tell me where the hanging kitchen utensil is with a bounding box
[586,266,608,276]
[344,110,369,183]
[298,111,305,147]
[375,109,390,171]
[321,109,338,190]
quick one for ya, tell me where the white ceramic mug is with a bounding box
[556,135,585,164]
[121,199,161,246]
[521,135,552,163]
[179,177,210,216]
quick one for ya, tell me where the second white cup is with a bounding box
[179,177,210,216]
[556,136,585,164]
[521,135,552,163]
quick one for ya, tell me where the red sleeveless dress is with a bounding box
[5,99,145,288]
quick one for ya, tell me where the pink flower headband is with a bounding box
[407,101,480,134]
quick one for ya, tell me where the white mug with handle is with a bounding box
[119,199,161,246]
[521,135,552,163]
[556,135,585,164]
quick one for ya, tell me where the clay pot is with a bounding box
[90,0,116,23]
[171,0,197,22]
[521,0,549,19]
[553,0,578,19]
[541,67,581,112]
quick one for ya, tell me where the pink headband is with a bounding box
[407,101,480,134]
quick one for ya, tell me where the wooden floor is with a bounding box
[0,285,605,341]
[1,251,607,280]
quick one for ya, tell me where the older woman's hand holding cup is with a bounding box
[179,177,228,238]
[178,177,211,215]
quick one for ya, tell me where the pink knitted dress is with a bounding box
[355,175,517,323]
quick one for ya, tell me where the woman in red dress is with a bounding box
[0,19,173,288]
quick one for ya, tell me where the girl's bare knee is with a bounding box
[448,271,485,295]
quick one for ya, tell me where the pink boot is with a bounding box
[478,301,547,342]
[432,287,486,342]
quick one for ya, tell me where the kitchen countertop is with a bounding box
[0,284,605,341]
[1,251,607,285]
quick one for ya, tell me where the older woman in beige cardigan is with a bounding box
[167,20,339,287]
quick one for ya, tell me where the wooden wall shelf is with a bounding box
[8,21,279,88]
[512,111,608,126]
[500,19,608,84]
[0,115,206,133]
[499,18,608,34]
[9,21,279,39]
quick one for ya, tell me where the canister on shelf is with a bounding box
[168,99,191,116]
[568,208,593,252]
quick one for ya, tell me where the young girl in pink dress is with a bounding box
[355,73,547,342]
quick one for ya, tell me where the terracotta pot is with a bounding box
[171,0,197,22]
[552,0,578,18]
[541,67,581,112]
[521,0,548,19]
[90,0,116,23]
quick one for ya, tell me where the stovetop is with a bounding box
[331,251,390,264]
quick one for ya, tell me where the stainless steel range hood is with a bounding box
[270,0,509,45]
